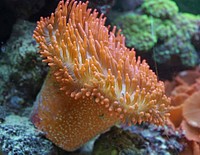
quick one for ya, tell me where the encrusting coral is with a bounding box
[32,0,170,151]
[112,0,200,68]
[141,0,179,19]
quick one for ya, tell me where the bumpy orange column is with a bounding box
[32,70,119,151]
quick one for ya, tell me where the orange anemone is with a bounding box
[32,0,170,151]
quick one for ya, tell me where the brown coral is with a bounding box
[32,0,170,151]
[165,67,200,154]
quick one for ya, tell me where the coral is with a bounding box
[154,13,199,67]
[154,36,198,67]
[165,67,200,154]
[112,14,157,51]
[112,0,200,68]
[113,14,152,31]
[192,23,200,51]
[32,0,170,151]
[141,0,179,19]
[127,32,157,52]
[93,124,184,155]
[155,20,177,41]
[173,13,199,40]
[0,115,53,155]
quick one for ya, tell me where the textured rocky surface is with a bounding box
[93,124,184,155]
[0,115,54,155]
[0,20,48,115]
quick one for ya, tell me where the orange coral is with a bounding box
[32,0,170,151]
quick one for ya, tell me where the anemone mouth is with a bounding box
[33,0,170,126]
